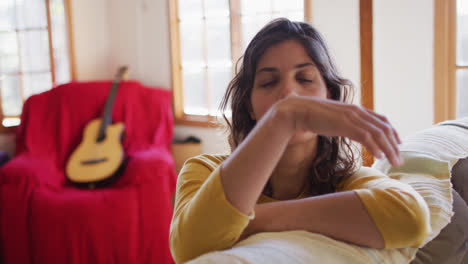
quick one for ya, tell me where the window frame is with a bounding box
[434,0,460,123]
[168,0,313,127]
[0,0,76,134]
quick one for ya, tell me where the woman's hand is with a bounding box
[271,96,403,167]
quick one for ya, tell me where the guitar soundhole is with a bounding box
[81,158,108,165]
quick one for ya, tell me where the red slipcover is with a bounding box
[0,81,176,264]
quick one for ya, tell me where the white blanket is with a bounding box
[187,118,468,264]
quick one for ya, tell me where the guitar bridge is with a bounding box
[80,158,108,165]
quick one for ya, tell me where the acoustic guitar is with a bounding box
[66,66,129,188]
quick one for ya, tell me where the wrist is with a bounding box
[266,102,295,139]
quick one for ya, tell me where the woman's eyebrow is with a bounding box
[295,62,315,69]
[256,62,315,74]
[256,67,278,74]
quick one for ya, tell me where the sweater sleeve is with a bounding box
[169,155,252,264]
[338,167,431,249]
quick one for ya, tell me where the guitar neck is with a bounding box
[96,66,128,142]
[97,80,122,141]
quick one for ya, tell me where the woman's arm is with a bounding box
[238,168,431,249]
[171,97,404,262]
[221,96,403,215]
[220,108,292,215]
[240,191,385,248]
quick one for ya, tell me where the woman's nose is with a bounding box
[279,80,298,99]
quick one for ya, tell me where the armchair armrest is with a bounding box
[0,154,58,187]
[115,147,177,190]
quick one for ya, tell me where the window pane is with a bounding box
[23,72,52,99]
[206,18,231,67]
[19,30,51,72]
[180,21,205,68]
[208,68,231,115]
[0,32,19,73]
[16,0,47,29]
[0,32,18,55]
[241,14,273,50]
[205,0,229,18]
[182,68,207,115]
[457,0,468,65]
[0,55,19,74]
[241,2,305,50]
[241,0,272,15]
[0,0,16,31]
[456,69,468,117]
[50,0,71,84]
[272,0,303,12]
[178,0,203,20]
[274,11,304,22]
[1,74,22,116]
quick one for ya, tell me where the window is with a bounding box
[434,0,468,122]
[0,0,74,132]
[456,0,468,117]
[169,0,312,126]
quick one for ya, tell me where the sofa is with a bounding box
[185,118,468,264]
[409,120,468,264]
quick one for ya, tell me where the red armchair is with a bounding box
[0,81,177,264]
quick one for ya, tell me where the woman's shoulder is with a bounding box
[337,166,387,190]
[178,154,230,180]
[184,154,229,170]
[352,166,387,178]
[176,154,230,187]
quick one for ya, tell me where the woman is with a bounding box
[169,18,430,264]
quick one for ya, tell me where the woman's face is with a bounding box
[249,40,328,144]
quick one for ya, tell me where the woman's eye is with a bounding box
[298,78,313,83]
[260,80,276,87]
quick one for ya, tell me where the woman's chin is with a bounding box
[288,130,317,145]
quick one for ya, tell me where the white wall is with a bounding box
[70,0,172,87]
[312,0,361,103]
[107,0,172,88]
[70,0,111,80]
[373,0,434,138]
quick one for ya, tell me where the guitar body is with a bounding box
[66,118,125,186]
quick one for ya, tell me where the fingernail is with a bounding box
[376,152,383,159]
[393,156,403,167]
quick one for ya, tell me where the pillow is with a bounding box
[451,157,468,204]
[393,118,468,264]
[411,189,468,264]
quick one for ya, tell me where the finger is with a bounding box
[360,109,401,160]
[372,111,402,145]
[365,108,402,145]
[373,128,402,167]
[345,113,384,158]
[353,128,383,160]
[348,112,401,166]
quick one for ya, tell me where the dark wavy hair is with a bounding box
[219,18,359,195]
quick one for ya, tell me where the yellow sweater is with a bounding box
[169,155,431,263]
